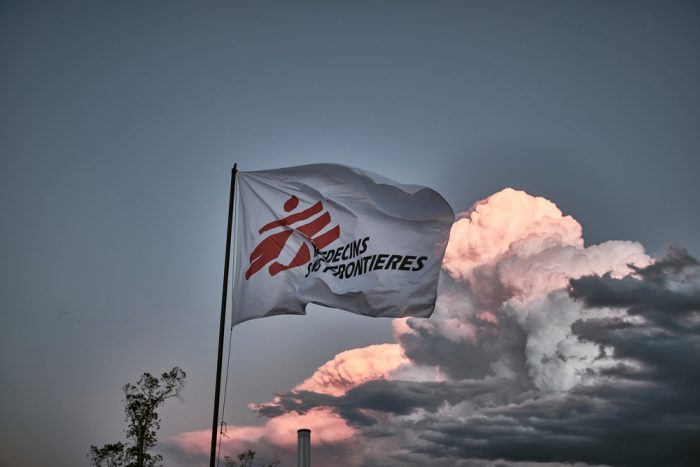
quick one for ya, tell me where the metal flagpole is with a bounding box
[210,164,237,467]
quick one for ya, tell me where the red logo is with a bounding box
[245,195,340,280]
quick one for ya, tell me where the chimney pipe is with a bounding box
[297,428,311,467]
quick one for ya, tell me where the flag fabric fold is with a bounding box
[231,163,454,326]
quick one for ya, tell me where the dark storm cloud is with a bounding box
[257,248,700,466]
[412,381,700,467]
[256,377,532,428]
[630,245,700,284]
[408,249,700,466]
[569,247,700,399]
[397,276,531,382]
[569,250,700,315]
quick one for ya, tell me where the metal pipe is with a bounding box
[297,428,311,467]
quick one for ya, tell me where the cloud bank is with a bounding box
[170,188,700,466]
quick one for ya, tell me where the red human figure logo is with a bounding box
[244,195,340,280]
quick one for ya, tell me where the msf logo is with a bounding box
[244,195,340,280]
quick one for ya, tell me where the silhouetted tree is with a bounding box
[88,367,186,467]
[223,449,280,467]
[88,442,127,467]
[123,367,186,466]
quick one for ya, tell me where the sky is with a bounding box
[1,1,699,466]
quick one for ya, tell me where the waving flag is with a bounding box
[231,164,454,326]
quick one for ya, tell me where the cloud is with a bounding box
[397,188,650,391]
[169,344,403,465]
[443,188,650,306]
[396,244,699,466]
[168,408,357,466]
[402,249,700,466]
[294,343,410,396]
[169,189,700,466]
[569,245,700,316]
[443,188,584,284]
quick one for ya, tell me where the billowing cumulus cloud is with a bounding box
[398,188,650,392]
[443,188,584,282]
[443,188,650,305]
[169,189,700,466]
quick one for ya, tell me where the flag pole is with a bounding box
[210,164,237,467]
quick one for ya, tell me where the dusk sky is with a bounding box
[1,1,699,466]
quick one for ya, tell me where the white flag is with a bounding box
[231,164,454,326]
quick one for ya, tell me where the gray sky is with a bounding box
[1,1,699,466]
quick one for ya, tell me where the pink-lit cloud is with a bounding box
[295,343,409,396]
[169,344,404,463]
[443,188,583,282]
[443,188,650,305]
[169,408,356,465]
